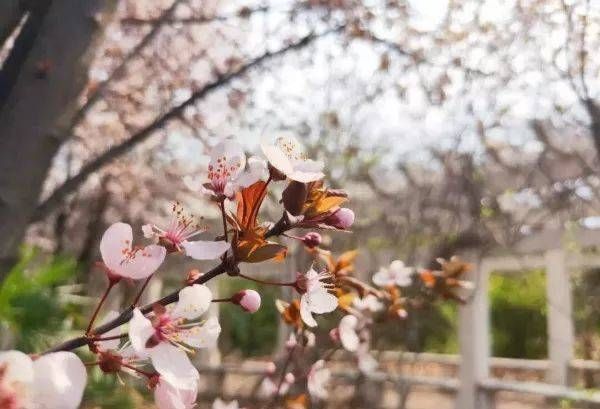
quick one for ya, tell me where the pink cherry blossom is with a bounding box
[0,350,88,409]
[258,373,294,398]
[261,135,324,183]
[143,202,230,260]
[372,260,414,288]
[295,267,338,327]
[100,222,166,280]
[233,289,261,313]
[338,315,360,352]
[0,351,32,409]
[352,294,384,312]
[184,140,267,200]
[154,378,197,409]
[128,284,219,386]
[357,348,378,375]
[307,360,330,400]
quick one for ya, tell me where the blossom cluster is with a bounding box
[0,136,471,409]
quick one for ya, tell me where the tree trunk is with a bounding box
[584,98,600,163]
[0,0,24,47]
[0,0,116,281]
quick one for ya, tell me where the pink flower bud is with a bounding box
[325,208,355,230]
[302,232,322,249]
[329,328,340,343]
[266,361,277,374]
[285,334,298,350]
[284,372,295,384]
[232,289,261,313]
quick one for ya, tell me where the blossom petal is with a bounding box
[177,317,221,348]
[32,352,87,409]
[100,222,133,272]
[289,159,324,183]
[358,351,378,374]
[181,240,230,260]
[118,245,166,280]
[261,143,294,176]
[149,343,199,389]
[306,288,338,314]
[307,360,330,400]
[300,288,337,327]
[210,140,246,179]
[372,269,390,287]
[339,315,360,352]
[154,378,197,409]
[171,284,212,320]
[300,296,318,328]
[0,350,34,386]
[128,308,154,357]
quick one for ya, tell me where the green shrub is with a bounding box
[218,278,280,357]
[489,269,547,358]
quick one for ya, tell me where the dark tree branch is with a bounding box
[120,5,271,25]
[44,262,229,353]
[64,0,185,137]
[32,25,345,222]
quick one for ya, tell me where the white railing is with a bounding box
[200,228,600,407]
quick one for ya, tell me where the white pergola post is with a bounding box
[457,255,494,409]
[544,248,574,385]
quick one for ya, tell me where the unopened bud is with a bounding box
[266,361,277,374]
[302,232,322,249]
[284,372,295,384]
[329,328,340,343]
[325,208,355,230]
[232,289,262,313]
[286,333,298,350]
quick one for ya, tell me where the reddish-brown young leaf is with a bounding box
[236,181,268,230]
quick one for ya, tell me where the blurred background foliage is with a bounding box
[0,247,80,352]
[218,280,280,357]
[489,270,548,359]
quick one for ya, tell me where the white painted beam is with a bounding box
[544,248,574,386]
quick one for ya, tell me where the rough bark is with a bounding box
[0,0,117,281]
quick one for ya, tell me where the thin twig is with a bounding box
[220,200,228,243]
[131,274,154,307]
[239,272,296,288]
[86,281,115,335]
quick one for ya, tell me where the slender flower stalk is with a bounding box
[131,274,155,307]
[86,281,116,335]
[238,272,296,288]
[219,200,229,243]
